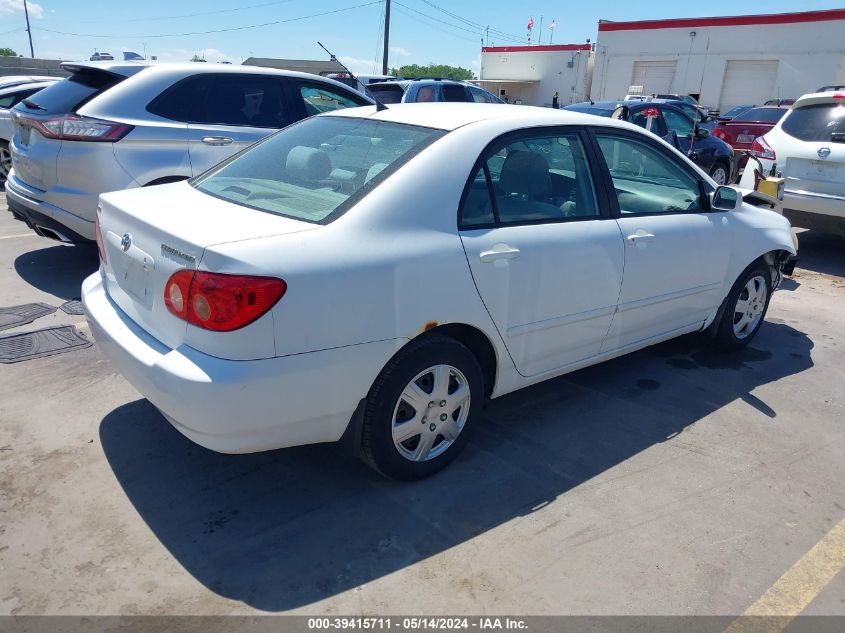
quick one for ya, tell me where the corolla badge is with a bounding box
[121,233,132,252]
[817,147,831,159]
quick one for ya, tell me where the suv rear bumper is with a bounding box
[783,189,845,235]
[6,172,96,241]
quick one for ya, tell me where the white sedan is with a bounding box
[82,103,796,480]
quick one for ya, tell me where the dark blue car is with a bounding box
[565,100,735,184]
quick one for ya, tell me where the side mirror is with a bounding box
[712,185,741,211]
[611,105,629,121]
[695,126,710,139]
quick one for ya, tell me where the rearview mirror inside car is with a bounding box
[712,185,740,211]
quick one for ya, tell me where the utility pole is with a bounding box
[381,0,391,75]
[23,0,34,58]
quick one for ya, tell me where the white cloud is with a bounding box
[337,55,380,76]
[390,46,411,57]
[0,0,44,19]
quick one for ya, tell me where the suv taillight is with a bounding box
[749,136,776,160]
[164,271,286,332]
[15,112,133,142]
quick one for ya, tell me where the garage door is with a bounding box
[719,60,779,112]
[630,61,677,96]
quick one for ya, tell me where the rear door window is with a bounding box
[443,84,468,102]
[200,74,294,128]
[18,69,125,114]
[0,87,41,109]
[781,104,845,142]
[366,85,405,104]
[147,75,212,121]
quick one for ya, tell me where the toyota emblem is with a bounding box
[121,233,132,251]
[818,147,831,159]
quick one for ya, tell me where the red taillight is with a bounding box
[712,128,724,139]
[15,112,133,142]
[95,213,107,263]
[164,271,286,332]
[833,94,844,99]
[749,136,776,160]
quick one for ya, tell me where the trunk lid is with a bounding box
[98,181,317,351]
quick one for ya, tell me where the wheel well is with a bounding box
[425,324,498,397]
[143,175,189,187]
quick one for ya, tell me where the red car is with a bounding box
[711,106,790,169]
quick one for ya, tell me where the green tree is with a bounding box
[389,63,475,81]
[0,47,18,57]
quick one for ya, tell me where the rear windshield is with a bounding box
[366,85,404,104]
[194,116,445,224]
[733,108,787,123]
[19,69,125,114]
[781,103,845,142]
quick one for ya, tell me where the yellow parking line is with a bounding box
[0,233,37,240]
[724,515,845,633]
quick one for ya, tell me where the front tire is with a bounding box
[360,334,485,480]
[709,161,730,185]
[0,141,11,181]
[712,261,772,351]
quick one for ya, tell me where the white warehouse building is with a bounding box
[478,44,594,107]
[590,8,845,112]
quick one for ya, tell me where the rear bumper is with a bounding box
[5,172,96,241]
[82,272,404,454]
[783,189,845,235]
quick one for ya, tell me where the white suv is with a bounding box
[739,92,845,237]
[5,62,372,243]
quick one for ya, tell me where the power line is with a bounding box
[393,1,523,44]
[31,2,383,39]
[417,0,525,42]
[391,5,478,44]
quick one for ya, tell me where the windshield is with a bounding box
[194,116,445,224]
[733,108,787,123]
[781,104,845,142]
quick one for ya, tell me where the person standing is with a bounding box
[552,91,559,109]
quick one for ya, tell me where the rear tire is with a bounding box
[0,140,11,181]
[711,261,772,351]
[360,334,484,480]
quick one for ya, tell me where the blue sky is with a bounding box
[1,0,843,75]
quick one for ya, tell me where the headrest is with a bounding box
[499,150,550,198]
[285,146,331,182]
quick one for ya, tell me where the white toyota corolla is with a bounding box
[83,103,796,479]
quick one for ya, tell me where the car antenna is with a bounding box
[317,41,388,112]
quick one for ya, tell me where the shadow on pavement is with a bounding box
[14,244,98,301]
[794,230,845,278]
[100,321,813,611]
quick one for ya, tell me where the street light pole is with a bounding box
[23,0,35,58]
[381,0,391,75]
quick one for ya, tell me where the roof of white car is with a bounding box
[793,92,845,108]
[325,102,627,132]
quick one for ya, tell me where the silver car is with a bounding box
[5,62,372,242]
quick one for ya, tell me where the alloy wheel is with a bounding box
[391,364,471,462]
[733,274,767,339]
[711,165,728,185]
[0,145,11,179]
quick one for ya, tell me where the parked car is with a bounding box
[325,72,397,94]
[740,91,845,237]
[5,61,372,243]
[649,97,710,126]
[565,100,735,184]
[89,52,115,61]
[764,98,795,107]
[711,106,789,171]
[82,103,796,480]
[655,93,719,117]
[715,104,756,124]
[0,75,58,90]
[366,78,503,105]
[0,79,59,182]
